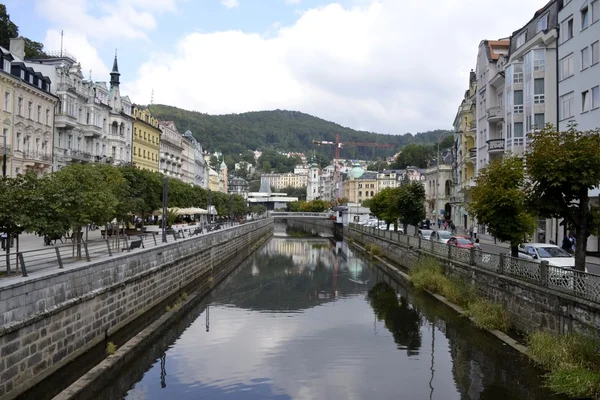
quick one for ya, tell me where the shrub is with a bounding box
[465,300,511,332]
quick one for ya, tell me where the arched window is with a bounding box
[358,191,362,197]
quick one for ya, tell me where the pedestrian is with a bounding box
[450,221,456,234]
[474,238,481,249]
[561,234,572,253]
[469,226,474,240]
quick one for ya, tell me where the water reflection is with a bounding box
[88,236,567,400]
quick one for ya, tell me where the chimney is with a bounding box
[9,37,25,60]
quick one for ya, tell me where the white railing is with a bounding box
[349,223,600,304]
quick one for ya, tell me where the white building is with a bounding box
[425,164,453,222]
[294,164,309,175]
[262,172,307,190]
[158,121,184,179]
[475,39,510,173]
[558,0,600,250]
[182,130,208,188]
[306,163,336,202]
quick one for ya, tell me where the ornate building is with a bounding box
[132,106,160,172]
[158,120,183,179]
[182,129,207,188]
[105,55,133,166]
[1,42,57,177]
[219,161,228,193]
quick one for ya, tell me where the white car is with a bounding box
[517,243,575,268]
[430,230,453,244]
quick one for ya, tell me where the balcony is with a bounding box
[83,124,103,138]
[55,113,78,129]
[487,138,505,153]
[0,144,12,156]
[468,147,477,160]
[69,149,93,162]
[486,106,504,122]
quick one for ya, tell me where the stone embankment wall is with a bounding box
[0,219,273,400]
[345,226,600,334]
[281,218,334,237]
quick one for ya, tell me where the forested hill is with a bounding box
[147,104,450,160]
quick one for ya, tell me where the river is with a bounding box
[86,232,565,400]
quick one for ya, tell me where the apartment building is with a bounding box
[0,43,57,177]
[262,172,307,190]
[132,106,160,172]
[158,121,184,179]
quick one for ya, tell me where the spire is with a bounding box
[110,49,120,87]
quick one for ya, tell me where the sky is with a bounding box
[5,0,545,135]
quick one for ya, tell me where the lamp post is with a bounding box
[436,131,453,228]
[161,177,168,243]
[2,129,7,177]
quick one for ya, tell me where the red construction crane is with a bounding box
[312,133,397,200]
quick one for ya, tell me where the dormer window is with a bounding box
[516,32,526,48]
[20,70,24,79]
[3,59,10,72]
[29,75,33,84]
[537,13,548,33]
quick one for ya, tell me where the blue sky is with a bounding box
[3,0,545,135]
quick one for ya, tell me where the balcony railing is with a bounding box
[486,106,504,121]
[468,147,477,159]
[487,138,505,152]
[69,149,93,161]
[24,151,52,163]
[83,124,103,138]
[0,144,12,155]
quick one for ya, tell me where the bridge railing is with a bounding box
[271,212,331,217]
[349,223,600,304]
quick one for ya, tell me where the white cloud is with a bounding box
[285,0,301,4]
[221,0,240,9]
[43,29,110,81]
[124,0,544,134]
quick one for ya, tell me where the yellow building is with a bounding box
[452,70,478,229]
[342,163,378,204]
[208,167,220,192]
[132,106,160,172]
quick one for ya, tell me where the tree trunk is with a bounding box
[4,230,11,273]
[510,244,519,258]
[403,223,408,235]
[574,192,589,272]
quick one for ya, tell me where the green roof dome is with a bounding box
[348,163,364,179]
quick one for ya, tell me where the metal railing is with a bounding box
[0,222,245,278]
[270,212,330,217]
[349,223,600,304]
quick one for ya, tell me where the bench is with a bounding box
[173,231,184,240]
[122,239,144,252]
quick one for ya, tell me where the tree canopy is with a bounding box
[390,134,454,170]
[148,104,452,161]
[468,156,536,256]
[395,182,426,232]
[525,125,600,270]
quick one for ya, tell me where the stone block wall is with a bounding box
[0,219,273,399]
[345,226,600,334]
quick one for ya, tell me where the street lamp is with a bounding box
[2,128,7,177]
[435,131,455,228]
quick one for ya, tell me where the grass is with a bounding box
[106,341,117,355]
[409,256,510,332]
[528,331,600,399]
[364,243,382,257]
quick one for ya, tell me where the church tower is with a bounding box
[307,161,320,201]
[109,52,122,112]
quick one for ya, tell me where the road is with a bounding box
[399,225,600,275]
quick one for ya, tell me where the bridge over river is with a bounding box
[21,219,567,400]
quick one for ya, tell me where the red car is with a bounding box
[448,236,475,249]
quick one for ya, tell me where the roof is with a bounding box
[486,40,510,61]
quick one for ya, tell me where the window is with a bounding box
[37,105,41,122]
[514,64,523,83]
[3,59,10,71]
[560,93,575,119]
[593,41,599,64]
[561,18,574,43]
[593,0,599,23]
[514,90,524,113]
[514,122,524,137]
[516,32,526,48]
[582,46,590,69]
[537,13,549,32]
[582,6,590,30]
[592,86,600,109]
[582,90,590,112]
[534,78,545,103]
[17,97,22,116]
[534,113,545,130]
[27,101,32,119]
[46,109,50,125]
[559,54,575,80]
[533,50,545,71]
[16,132,21,150]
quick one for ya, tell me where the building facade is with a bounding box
[228,176,249,199]
[342,163,377,204]
[106,56,133,166]
[452,70,478,230]
[158,121,184,179]
[182,130,207,188]
[426,164,453,223]
[0,44,57,177]
[132,106,160,172]
[262,172,308,190]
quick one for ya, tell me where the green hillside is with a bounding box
[147,104,450,160]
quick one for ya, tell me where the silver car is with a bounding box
[430,230,452,244]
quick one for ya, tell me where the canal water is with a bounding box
[88,232,566,400]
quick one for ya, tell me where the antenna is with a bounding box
[151,88,154,105]
[60,30,64,57]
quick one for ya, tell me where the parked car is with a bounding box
[517,243,578,269]
[448,236,475,249]
[430,230,453,244]
[418,229,433,240]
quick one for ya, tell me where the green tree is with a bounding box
[391,144,432,169]
[526,125,600,270]
[240,150,256,165]
[230,194,247,218]
[167,178,194,207]
[395,182,426,234]
[119,167,162,223]
[0,5,17,49]
[469,156,536,257]
[369,188,400,229]
[24,38,46,58]
[367,160,390,171]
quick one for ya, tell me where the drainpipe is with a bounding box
[555,25,561,245]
